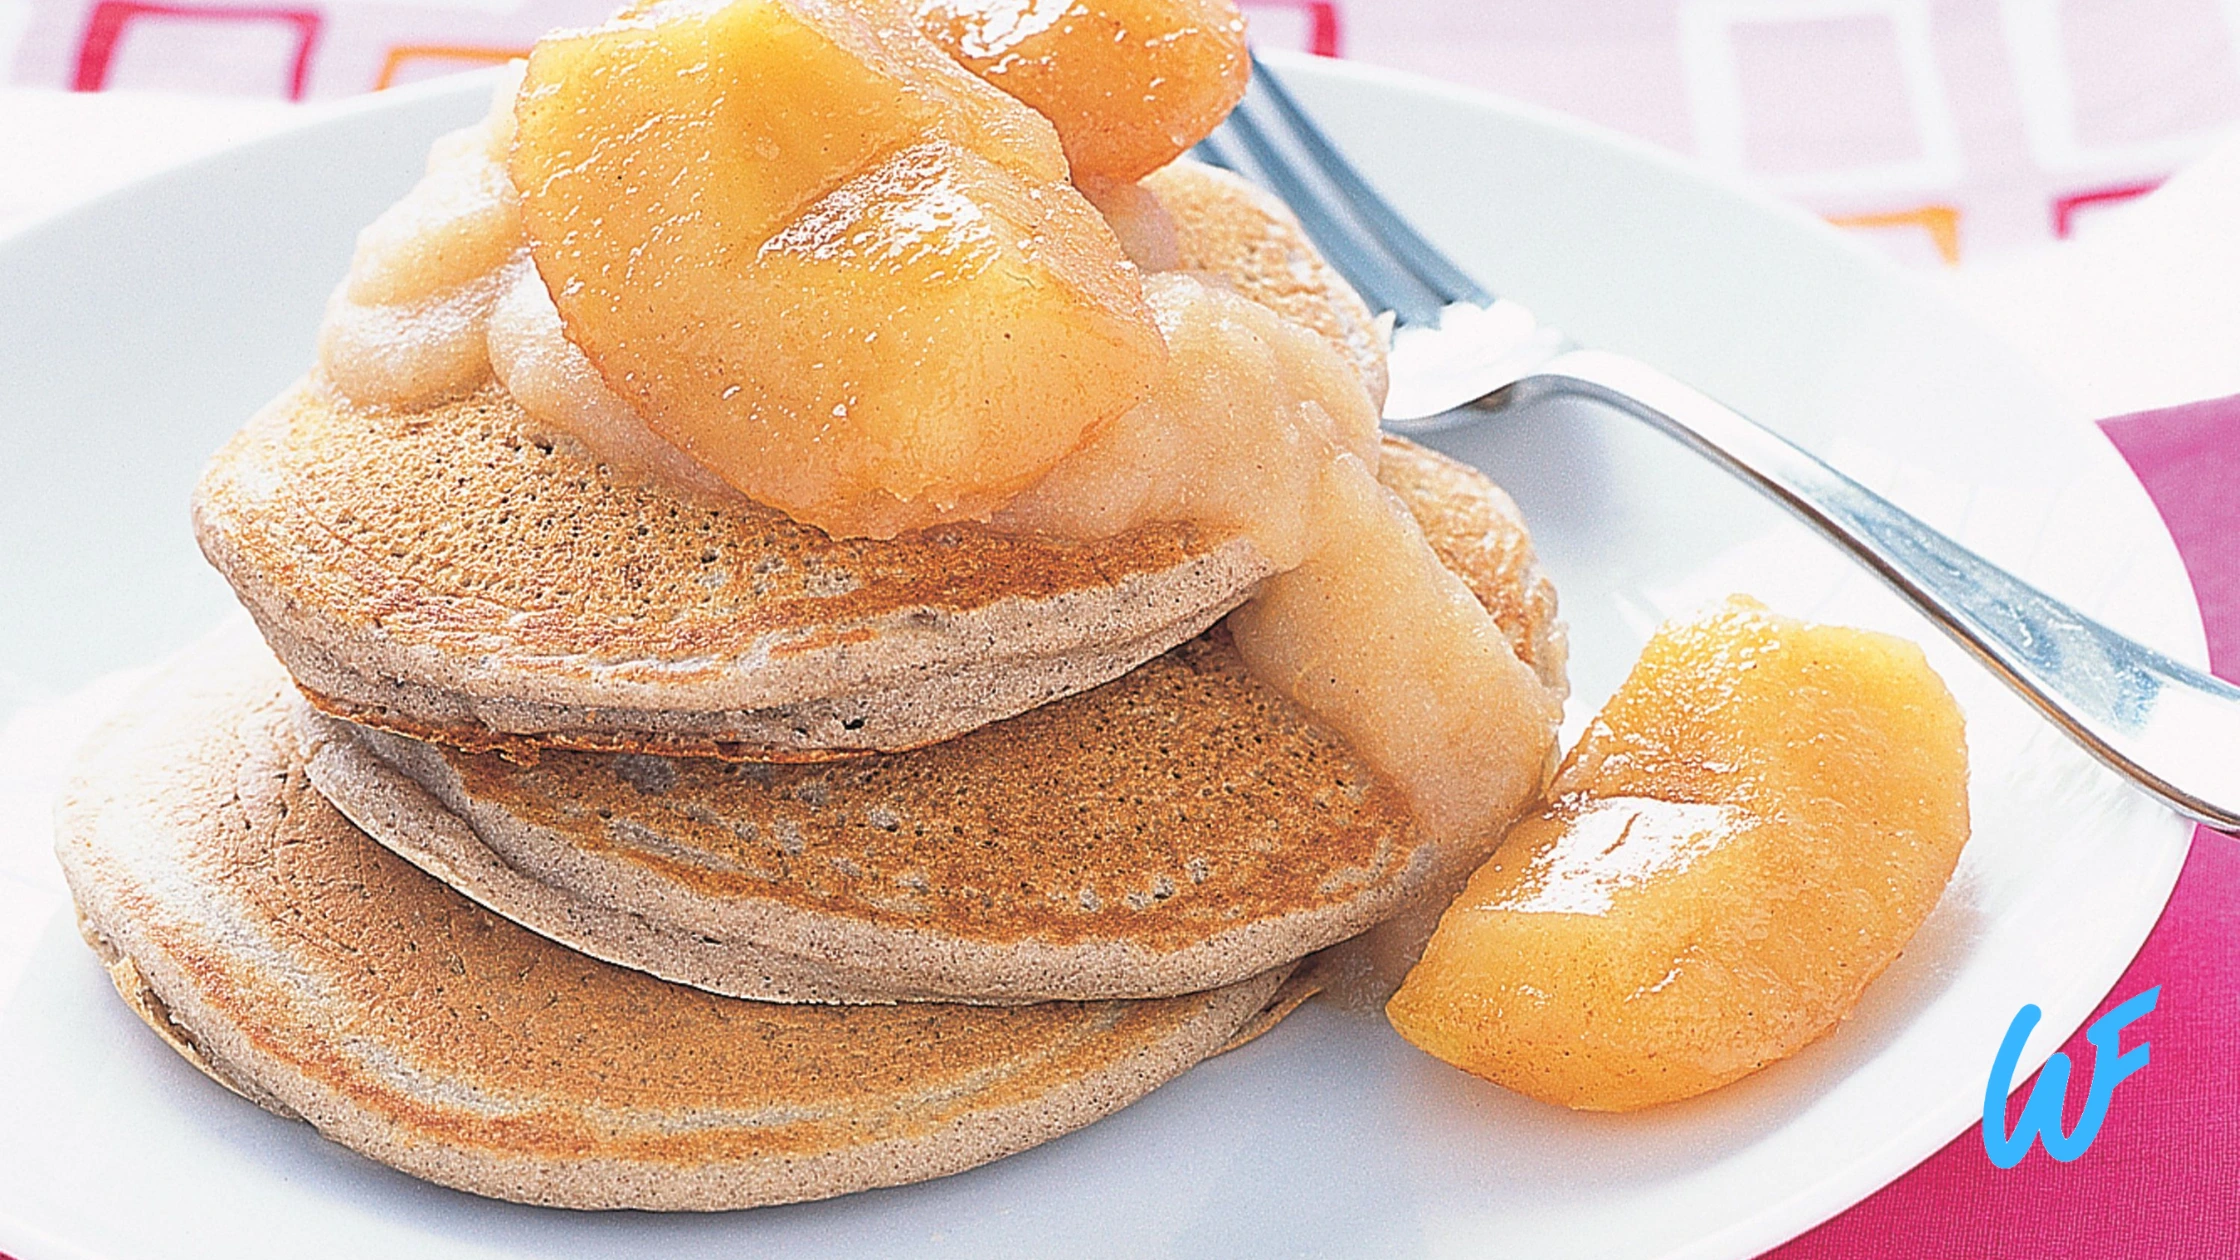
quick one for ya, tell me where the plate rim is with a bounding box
[0,55,2203,1260]
[0,72,494,251]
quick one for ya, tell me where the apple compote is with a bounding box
[315,73,521,408]
[510,0,1168,538]
[1386,597,1970,1111]
[919,0,1250,184]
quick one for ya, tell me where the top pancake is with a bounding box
[54,628,1290,1210]
[195,158,1387,763]
[198,382,1275,761]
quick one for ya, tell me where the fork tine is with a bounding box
[1222,97,1447,326]
[1248,54,1494,308]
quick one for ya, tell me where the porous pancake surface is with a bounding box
[440,634,1385,949]
[53,632,1288,1210]
[198,383,1271,760]
[302,438,1568,1003]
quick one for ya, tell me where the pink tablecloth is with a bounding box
[1775,397,2240,1257]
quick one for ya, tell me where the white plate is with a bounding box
[0,55,2204,1260]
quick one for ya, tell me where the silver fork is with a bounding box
[1199,55,2240,833]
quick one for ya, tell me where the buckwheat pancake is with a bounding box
[198,381,1280,763]
[196,159,1388,764]
[54,629,1292,1211]
[298,437,1568,1004]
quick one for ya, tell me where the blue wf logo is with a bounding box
[1981,986,2159,1168]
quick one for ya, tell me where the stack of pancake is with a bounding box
[54,161,1567,1210]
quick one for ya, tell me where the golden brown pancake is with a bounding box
[196,161,1389,764]
[54,629,1292,1211]
[197,382,1273,762]
[297,438,1569,1004]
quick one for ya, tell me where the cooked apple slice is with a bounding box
[1386,597,1970,1111]
[920,0,1250,184]
[512,0,1165,536]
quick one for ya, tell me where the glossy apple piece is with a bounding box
[511,0,1165,537]
[1386,597,1971,1111]
[921,0,1250,184]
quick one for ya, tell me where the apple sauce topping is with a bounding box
[315,83,521,409]
[998,274,1557,836]
[312,0,1561,849]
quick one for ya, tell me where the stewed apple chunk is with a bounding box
[721,139,1170,532]
[919,0,1250,184]
[511,0,1165,536]
[1386,597,1970,1111]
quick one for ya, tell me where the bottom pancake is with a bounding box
[53,629,1290,1211]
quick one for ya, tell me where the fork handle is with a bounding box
[1494,348,2240,833]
